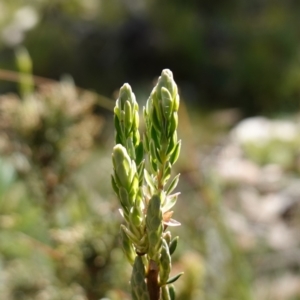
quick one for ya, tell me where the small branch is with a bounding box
[147,259,160,300]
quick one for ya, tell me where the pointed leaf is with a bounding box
[131,256,150,300]
[143,132,150,152]
[166,131,177,155]
[135,141,144,166]
[111,175,119,195]
[124,100,132,134]
[114,115,123,143]
[169,236,179,255]
[144,169,156,192]
[119,187,130,210]
[166,272,184,285]
[168,112,178,136]
[162,192,180,213]
[161,87,173,119]
[150,158,158,173]
[168,285,176,300]
[159,238,171,285]
[151,125,161,150]
[137,159,145,185]
[120,225,136,265]
[161,285,171,300]
[132,110,139,130]
[170,140,181,165]
[150,140,162,164]
[121,224,141,246]
[151,104,162,132]
[166,174,180,195]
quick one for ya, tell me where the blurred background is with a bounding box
[0,1,300,299]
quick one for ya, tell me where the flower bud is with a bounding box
[119,83,135,110]
[112,144,132,190]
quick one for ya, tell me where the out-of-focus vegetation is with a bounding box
[1,1,300,300]
[1,0,300,114]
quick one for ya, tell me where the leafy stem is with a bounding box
[112,69,183,300]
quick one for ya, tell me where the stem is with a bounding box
[147,259,160,300]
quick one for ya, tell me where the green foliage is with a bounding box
[0,78,103,211]
[0,75,122,299]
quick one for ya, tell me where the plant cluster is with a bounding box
[0,79,103,209]
[112,69,183,300]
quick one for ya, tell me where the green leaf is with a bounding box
[161,285,171,300]
[115,133,122,145]
[159,238,171,285]
[119,187,130,211]
[129,175,139,199]
[111,175,119,195]
[169,236,179,255]
[168,112,178,137]
[151,103,162,132]
[169,285,176,300]
[133,110,139,130]
[143,132,150,152]
[166,272,184,285]
[166,131,177,155]
[150,158,158,173]
[137,159,145,185]
[169,140,181,165]
[150,140,162,164]
[173,94,180,112]
[166,174,180,195]
[131,256,150,300]
[126,137,136,160]
[121,224,141,246]
[135,141,144,166]
[161,162,171,183]
[152,93,163,124]
[120,110,126,123]
[130,205,143,227]
[146,195,163,261]
[163,231,172,245]
[114,103,120,118]
[124,100,133,134]
[162,192,180,213]
[144,169,156,192]
[114,115,123,143]
[161,87,173,119]
[151,125,161,150]
[120,225,136,265]
[112,144,132,189]
[133,129,140,147]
